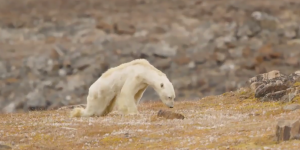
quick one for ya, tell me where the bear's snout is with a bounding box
[169,106,173,108]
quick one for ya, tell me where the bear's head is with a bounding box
[154,78,176,108]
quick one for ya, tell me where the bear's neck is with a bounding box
[141,69,162,89]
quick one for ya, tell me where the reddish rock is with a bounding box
[258,44,273,55]
[114,23,136,35]
[255,56,264,65]
[212,52,226,63]
[285,57,299,66]
[269,52,283,59]
[255,65,267,74]
[242,47,252,57]
[96,20,114,33]
[157,110,185,120]
[241,59,256,70]
[174,56,191,65]
[4,78,19,84]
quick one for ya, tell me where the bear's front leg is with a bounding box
[117,92,139,115]
[117,77,140,115]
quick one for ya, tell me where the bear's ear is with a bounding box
[160,83,164,88]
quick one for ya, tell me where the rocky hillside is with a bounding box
[1,0,300,112]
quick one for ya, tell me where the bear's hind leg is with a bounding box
[101,95,117,116]
[84,93,115,117]
[80,95,99,117]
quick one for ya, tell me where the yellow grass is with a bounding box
[1,88,300,150]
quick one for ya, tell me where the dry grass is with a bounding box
[1,88,300,150]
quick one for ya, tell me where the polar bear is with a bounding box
[70,59,176,117]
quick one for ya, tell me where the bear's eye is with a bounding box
[160,83,164,88]
[168,96,172,99]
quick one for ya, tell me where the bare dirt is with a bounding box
[1,88,300,150]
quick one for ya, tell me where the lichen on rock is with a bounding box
[248,70,300,102]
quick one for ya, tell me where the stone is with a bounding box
[287,39,300,45]
[0,144,12,150]
[57,104,86,110]
[283,104,300,111]
[174,55,191,65]
[141,41,177,58]
[284,29,297,39]
[248,70,281,84]
[260,90,287,102]
[114,23,136,35]
[187,61,196,69]
[258,44,273,57]
[96,20,114,33]
[153,41,177,58]
[220,60,235,72]
[276,119,300,142]
[2,102,16,113]
[58,69,67,77]
[66,74,87,91]
[255,65,267,74]
[250,82,263,91]
[237,24,253,38]
[228,47,244,58]
[154,58,172,70]
[157,110,184,120]
[179,15,201,29]
[25,55,50,76]
[213,52,226,63]
[285,56,299,66]
[25,89,47,111]
[191,52,207,65]
[0,61,8,78]
[241,59,256,70]
[214,35,236,50]
[72,56,93,71]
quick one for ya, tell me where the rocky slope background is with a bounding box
[1,0,300,113]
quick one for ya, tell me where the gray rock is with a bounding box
[0,144,11,150]
[3,102,16,113]
[247,38,263,51]
[283,104,300,111]
[25,89,47,111]
[0,61,8,78]
[237,24,252,38]
[66,74,87,91]
[58,69,67,77]
[25,55,50,76]
[276,119,300,142]
[143,41,177,58]
[154,58,172,70]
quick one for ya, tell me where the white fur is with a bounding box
[70,59,176,117]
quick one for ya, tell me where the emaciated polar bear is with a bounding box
[70,59,176,117]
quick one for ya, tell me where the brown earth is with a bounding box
[1,88,300,149]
